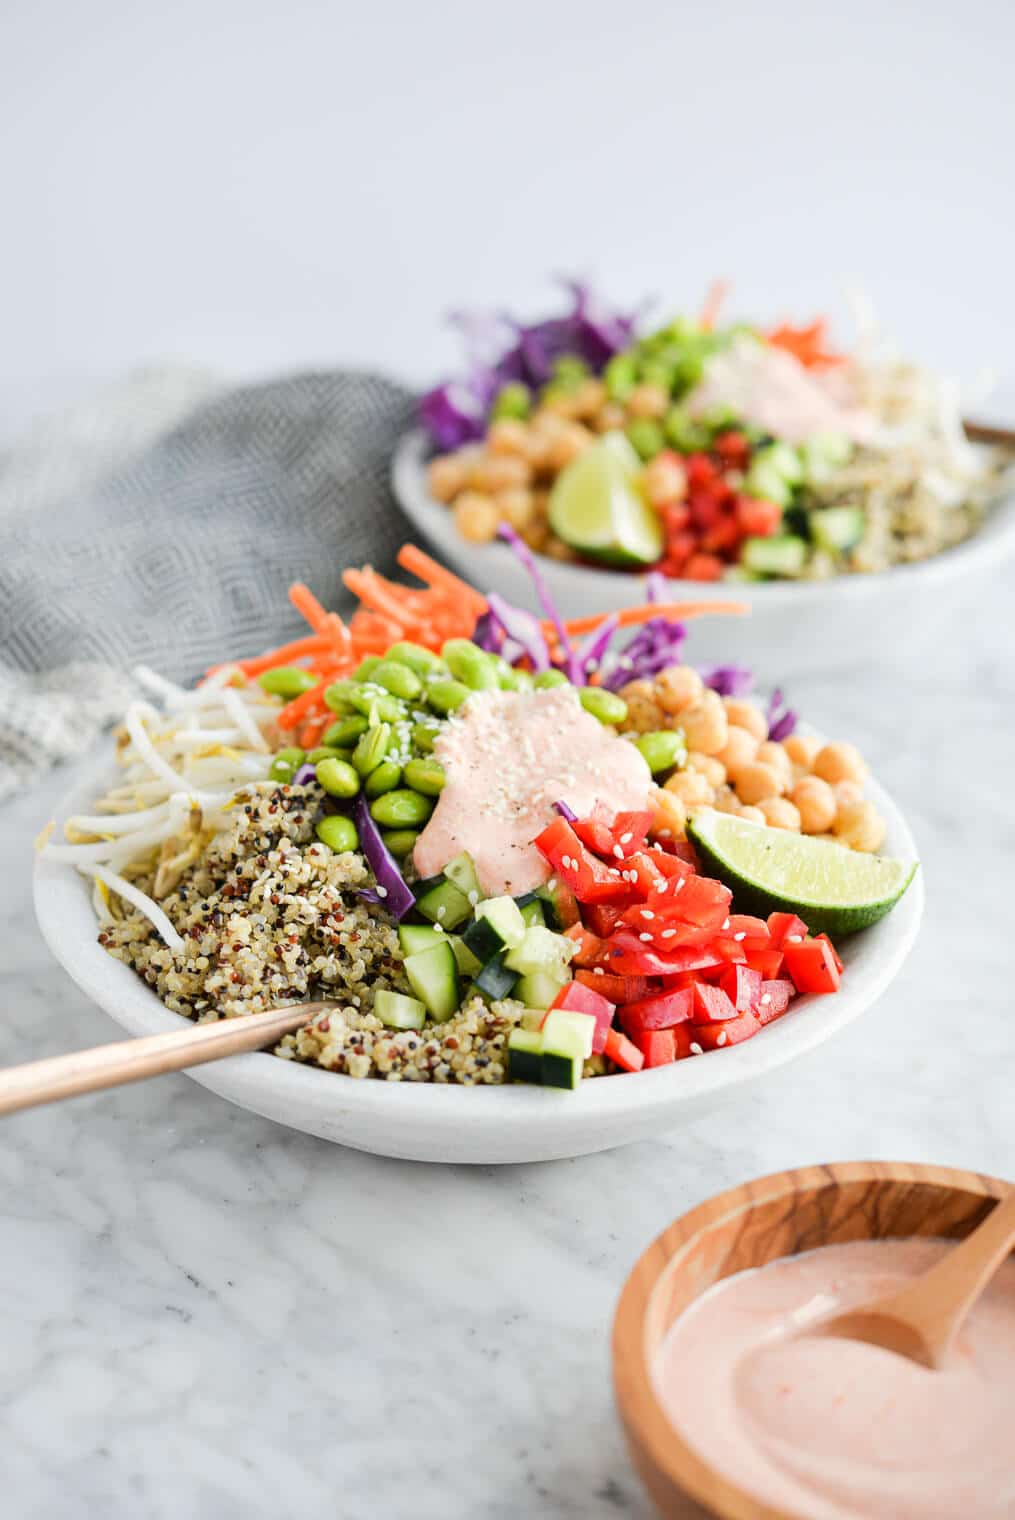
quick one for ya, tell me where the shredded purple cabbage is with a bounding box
[497,524,582,684]
[602,617,688,691]
[765,687,798,741]
[486,591,551,672]
[553,800,578,821]
[292,762,317,786]
[644,570,668,604]
[470,609,501,654]
[701,666,754,698]
[419,281,638,448]
[575,614,620,678]
[351,794,415,921]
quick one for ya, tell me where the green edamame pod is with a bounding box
[316,815,359,854]
[354,656,383,682]
[324,680,358,714]
[269,746,306,782]
[411,722,439,754]
[368,789,435,829]
[368,660,424,702]
[533,669,569,690]
[403,757,446,797]
[426,679,471,716]
[258,667,318,700]
[323,714,368,748]
[442,639,499,692]
[350,687,408,724]
[490,655,532,692]
[381,828,420,858]
[352,721,392,777]
[633,729,688,775]
[578,687,629,726]
[308,745,350,764]
[364,760,402,797]
[314,757,361,798]
[386,641,445,676]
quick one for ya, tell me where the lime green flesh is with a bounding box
[548,431,663,568]
[687,810,917,936]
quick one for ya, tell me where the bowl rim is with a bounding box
[611,1160,1012,1520]
[393,427,1015,607]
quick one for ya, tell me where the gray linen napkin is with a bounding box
[0,368,415,800]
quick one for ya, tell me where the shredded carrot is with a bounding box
[396,544,488,617]
[561,600,748,637]
[699,278,730,332]
[227,634,332,678]
[766,319,844,369]
[276,677,337,731]
[288,583,331,633]
[343,567,422,628]
[300,714,331,748]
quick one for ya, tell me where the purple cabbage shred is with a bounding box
[701,666,754,698]
[765,687,798,741]
[602,617,687,691]
[553,800,578,822]
[351,794,415,921]
[292,762,317,786]
[497,523,582,684]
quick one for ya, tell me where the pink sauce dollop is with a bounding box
[653,1238,1015,1520]
[413,686,652,896]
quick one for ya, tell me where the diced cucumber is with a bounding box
[540,1018,586,1090]
[442,851,482,903]
[403,940,460,1023]
[756,440,804,484]
[414,877,472,930]
[541,1007,595,1059]
[742,459,792,508]
[507,1028,543,1085]
[514,970,568,1011]
[398,923,444,956]
[374,989,427,1031]
[473,951,519,1001]
[474,895,527,950]
[809,505,865,554]
[800,430,853,484]
[461,915,504,965]
[448,935,482,978]
[740,535,808,577]
[504,925,574,980]
[515,891,546,928]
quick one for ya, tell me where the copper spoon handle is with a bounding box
[0,1003,327,1117]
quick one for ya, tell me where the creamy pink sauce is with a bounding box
[687,335,875,444]
[653,1238,1015,1520]
[413,686,652,896]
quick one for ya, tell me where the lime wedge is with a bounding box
[548,431,664,567]
[687,809,917,936]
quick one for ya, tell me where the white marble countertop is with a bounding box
[3,573,1014,1520]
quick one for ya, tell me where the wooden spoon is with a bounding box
[0,1002,328,1117]
[816,1190,1015,1369]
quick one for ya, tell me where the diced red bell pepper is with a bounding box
[534,818,630,903]
[691,982,739,1025]
[666,839,701,869]
[663,874,732,929]
[719,964,763,1014]
[815,932,844,974]
[782,938,841,995]
[581,901,625,938]
[736,496,783,537]
[572,816,618,860]
[549,980,616,1054]
[603,1026,644,1073]
[708,937,748,964]
[714,430,751,469]
[745,946,785,979]
[619,987,693,1035]
[684,553,725,582]
[767,911,810,947]
[546,879,580,929]
[564,923,606,967]
[623,851,670,897]
[619,904,717,948]
[726,914,771,951]
[608,932,727,978]
[575,969,658,1005]
[686,452,718,488]
[645,849,695,882]
[630,1027,679,1067]
[757,978,795,1024]
[695,1009,762,1050]
[611,811,654,857]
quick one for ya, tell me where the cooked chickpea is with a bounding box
[833,800,886,853]
[717,724,760,778]
[734,761,786,805]
[453,491,501,543]
[626,382,670,419]
[790,776,837,834]
[655,664,704,716]
[680,691,729,757]
[495,486,535,530]
[571,378,607,419]
[643,452,688,507]
[469,453,531,493]
[543,534,576,562]
[758,797,802,831]
[618,679,665,733]
[486,419,531,457]
[686,752,727,787]
[651,786,687,838]
[521,520,549,552]
[755,741,793,782]
[541,390,583,420]
[833,779,864,809]
[427,454,469,503]
[545,422,593,472]
[783,733,821,769]
[739,805,766,825]
[594,401,628,433]
[722,698,768,741]
[713,785,742,815]
[664,769,715,808]
[812,741,868,787]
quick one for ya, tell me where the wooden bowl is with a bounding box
[612,1161,1011,1520]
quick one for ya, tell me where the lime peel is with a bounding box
[548,432,663,568]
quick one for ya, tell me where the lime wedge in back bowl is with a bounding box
[548,432,664,568]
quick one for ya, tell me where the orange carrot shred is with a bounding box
[699,278,730,331]
[396,544,487,615]
[560,600,748,637]
[289,583,331,633]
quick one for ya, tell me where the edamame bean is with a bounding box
[268,746,306,782]
[258,667,318,700]
[442,639,499,692]
[634,729,688,775]
[315,756,361,798]
[403,757,446,796]
[323,714,368,748]
[533,669,569,690]
[352,721,392,777]
[307,745,350,764]
[316,815,359,854]
[426,679,471,716]
[348,686,408,724]
[324,680,358,714]
[354,656,382,681]
[369,789,435,829]
[364,761,402,797]
[411,722,438,754]
[386,641,445,676]
[381,828,420,858]
[491,655,532,692]
[368,660,424,702]
[578,687,629,725]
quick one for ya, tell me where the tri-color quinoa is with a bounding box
[99,782,526,1084]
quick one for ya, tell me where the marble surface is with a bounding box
[2,575,1014,1520]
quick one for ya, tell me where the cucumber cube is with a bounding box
[504,925,574,980]
[443,851,482,902]
[475,895,527,950]
[514,970,568,1011]
[541,1007,595,1060]
[374,989,427,1031]
[473,951,519,1002]
[508,1027,543,1084]
[415,877,472,930]
[403,940,460,1023]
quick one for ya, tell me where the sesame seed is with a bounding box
[613,845,624,860]
[733,931,745,941]
[641,910,655,920]
[639,932,653,943]
[690,1042,703,1056]
[716,1031,728,1045]
[436,906,446,919]
[593,967,604,975]
[375,885,388,899]
[722,918,730,930]
[787,933,804,943]
[661,928,676,938]
[620,832,633,844]
[761,993,772,1005]
[674,878,685,892]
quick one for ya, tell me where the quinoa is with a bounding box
[98,782,538,1085]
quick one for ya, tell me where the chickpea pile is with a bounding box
[621,664,886,853]
[425,379,676,556]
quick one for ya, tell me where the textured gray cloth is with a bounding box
[0,368,415,800]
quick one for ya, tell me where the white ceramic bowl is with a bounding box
[34,754,923,1164]
[393,429,1015,677]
